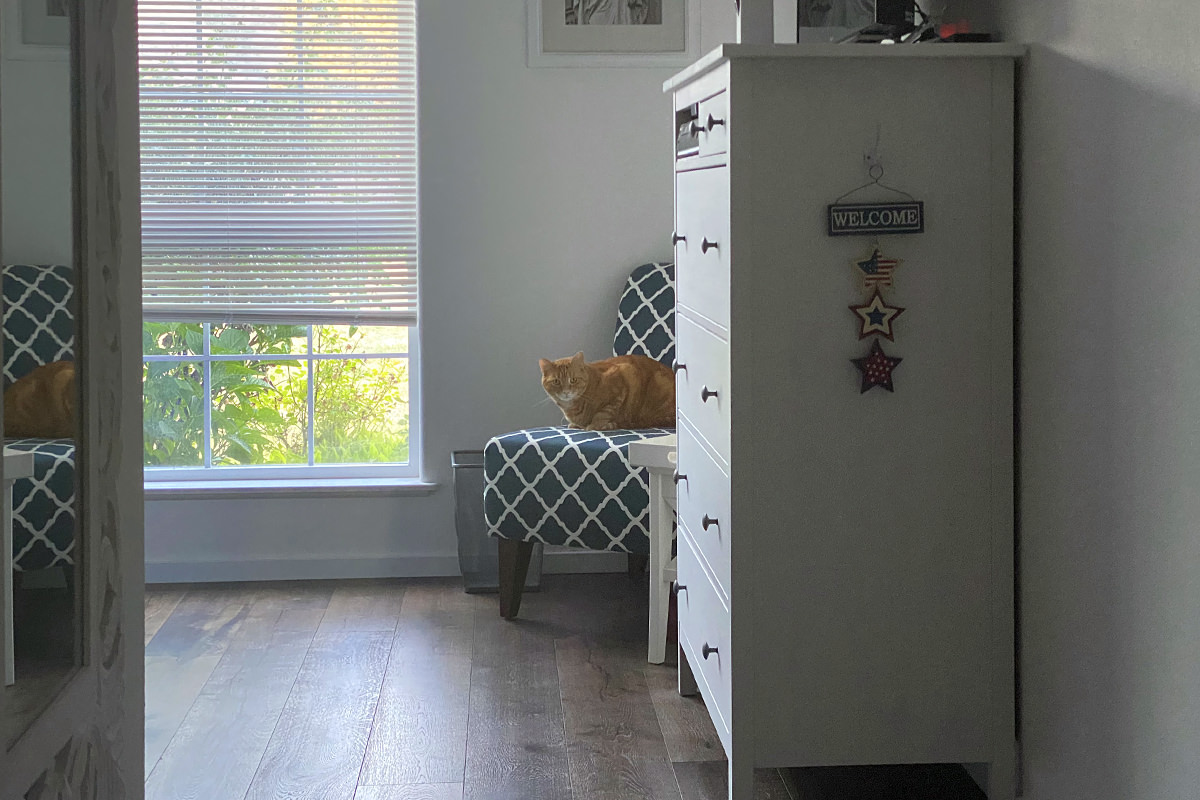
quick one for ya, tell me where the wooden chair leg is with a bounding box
[628,553,648,577]
[497,538,534,619]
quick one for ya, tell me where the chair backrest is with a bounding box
[3,264,76,385]
[613,261,675,367]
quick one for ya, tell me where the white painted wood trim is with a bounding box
[664,42,1026,91]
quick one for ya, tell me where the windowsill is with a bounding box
[144,477,441,500]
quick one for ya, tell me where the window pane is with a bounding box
[312,325,408,356]
[143,322,204,356]
[143,360,204,466]
[210,323,309,356]
[211,359,308,466]
[314,357,409,464]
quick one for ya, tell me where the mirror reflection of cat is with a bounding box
[4,360,75,439]
[539,351,674,430]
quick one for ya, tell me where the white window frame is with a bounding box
[143,323,421,482]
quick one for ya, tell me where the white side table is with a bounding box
[3,447,36,686]
[628,433,677,664]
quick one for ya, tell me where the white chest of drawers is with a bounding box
[665,44,1023,800]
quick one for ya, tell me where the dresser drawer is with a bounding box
[676,423,730,593]
[696,91,727,157]
[676,313,731,463]
[674,166,730,329]
[677,528,732,747]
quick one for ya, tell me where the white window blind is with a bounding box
[138,0,417,325]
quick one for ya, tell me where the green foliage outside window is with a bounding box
[143,322,409,468]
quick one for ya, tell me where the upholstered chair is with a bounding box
[484,262,675,619]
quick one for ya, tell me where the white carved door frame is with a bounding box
[0,0,145,793]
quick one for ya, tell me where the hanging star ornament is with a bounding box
[849,289,905,341]
[851,339,903,393]
[852,246,902,292]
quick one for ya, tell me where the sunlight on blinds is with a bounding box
[138,0,417,324]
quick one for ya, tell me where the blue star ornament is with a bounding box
[851,339,903,393]
[849,289,905,340]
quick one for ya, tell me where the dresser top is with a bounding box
[663,42,1026,92]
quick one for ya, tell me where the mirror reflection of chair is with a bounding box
[483,262,677,660]
[2,264,78,691]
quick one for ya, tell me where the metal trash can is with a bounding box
[452,450,543,593]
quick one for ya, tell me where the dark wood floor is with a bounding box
[144,574,792,800]
[145,575,989,800]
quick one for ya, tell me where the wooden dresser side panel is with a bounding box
[723,56,1015,767]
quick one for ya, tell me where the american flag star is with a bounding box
[852,247,902,291]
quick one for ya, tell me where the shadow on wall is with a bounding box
[1016,45,1200,800]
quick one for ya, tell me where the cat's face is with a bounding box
[539,351,588,403]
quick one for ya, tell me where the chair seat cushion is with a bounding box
[484,426,673,556]
[6,438,76,571]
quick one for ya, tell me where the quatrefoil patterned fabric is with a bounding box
[4,264,77,571]
[613,262,675,365]
[485,427,674,555]
[485,262,676,555]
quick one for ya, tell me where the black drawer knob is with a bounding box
[702,515,718,531]
[672,581,686,597]
[672,232,686,246]
[672,361,687,374]
[689,121,705,136]
[707,114,725,131]
[701,238,718,254]
[673,472,687,485]
[700,386,718,402]
[702,643,718,660]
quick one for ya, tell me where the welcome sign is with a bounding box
[827,201,924,236]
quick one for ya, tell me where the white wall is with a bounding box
[144,0,740,580]
[964,2,1200,798]
[0,56,72,265]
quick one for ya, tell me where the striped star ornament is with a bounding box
[853,246,902,291]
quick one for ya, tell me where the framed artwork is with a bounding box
[527,0,700,68]
[3,0,70,59]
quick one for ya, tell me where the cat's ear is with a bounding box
[571,351,585,364]
[538,358,551,372]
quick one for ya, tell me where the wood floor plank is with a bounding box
[144,587,187,645]
[144,585,261,778]
[672,762,794,800]
[252,580,335,631]
[144,654,222,778]
[244,628,394,800]
[354,785,463,800]
[644,662,724,763]
[556,636,680,800]
[463,595,571,800]
[319,580,406,633]
[360,580,474,786]
[144,586,258,658]
[144,587,326,800]
[569,753,682,800]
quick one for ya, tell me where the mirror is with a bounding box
[0,0,82,747]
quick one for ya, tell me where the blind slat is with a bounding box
[138,0,416,326]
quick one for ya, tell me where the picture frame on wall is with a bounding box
[527,0,700,68]
[3,0,70,60]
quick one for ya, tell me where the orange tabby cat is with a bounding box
[4,361,76,439]
[539,351,675,430]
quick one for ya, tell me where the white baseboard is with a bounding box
[145,548,629,583]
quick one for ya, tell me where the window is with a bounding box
[137,0,418,478]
